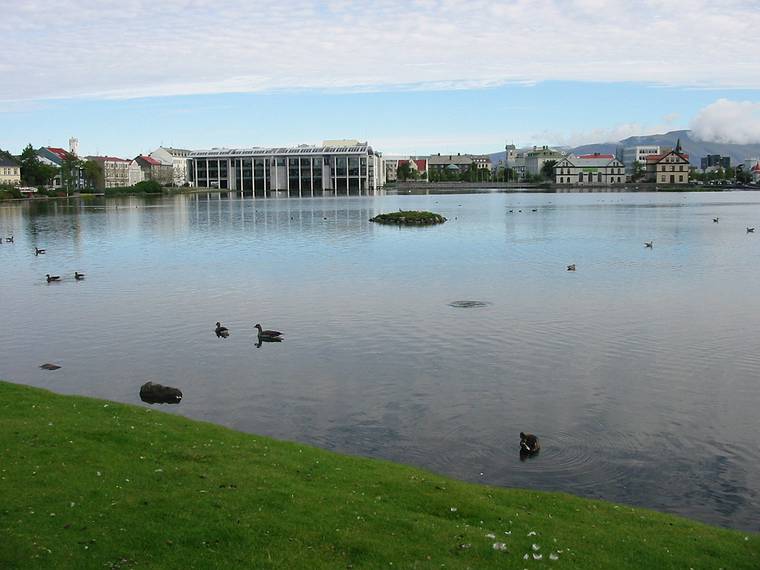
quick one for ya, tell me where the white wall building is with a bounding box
[525,146,566,176]
[623,146,661,174]
[189,142,385,196]
[150,147,192,186]
[128,160,144,186]
[554,154,625,185]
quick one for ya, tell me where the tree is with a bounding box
[60,152,83,195]
[540,160,557,180]
[82,160,102,189]
[396,162,412,182]
[632,160,645,182]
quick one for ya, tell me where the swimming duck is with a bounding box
[6,236,13,243]
[520,432,540,454]
[254,323,283,340]
[747,227,755,233]
[46,274,61,283]
[74,272,85,280]
[215,322,230,338]
[567,264,576,271]
[35,247,46,255]
[644,241,653,248]
[713,218,719,223]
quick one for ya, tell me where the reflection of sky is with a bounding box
[1,191,760,531]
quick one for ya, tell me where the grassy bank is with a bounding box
[0,381,756,569]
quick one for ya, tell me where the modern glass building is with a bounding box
[189,142,385,197]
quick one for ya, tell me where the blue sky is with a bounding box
[2,0,760,157]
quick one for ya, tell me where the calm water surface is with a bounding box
[1,191,759,531]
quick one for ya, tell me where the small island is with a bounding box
[370,210,447,225]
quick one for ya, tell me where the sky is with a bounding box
[2,0,760,157]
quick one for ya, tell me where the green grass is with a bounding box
[370,211,446,225]
[0,381,756,569]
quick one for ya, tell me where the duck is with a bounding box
[6,236,13,243]
[46,274,61,283]
[254,323,283,340]
[520,432,540,454]
[713,218,719,223]
[567,264,576,271]
[747,227,755,233]
[74,272,85,280]
[215,322,230,338]
[644,241,653,248]
[35,247,46,256]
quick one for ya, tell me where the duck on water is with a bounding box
[215,322,230,338]
[255,323,283,342]
[520,432,540,455]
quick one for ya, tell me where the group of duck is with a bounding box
[565,216,754,272]
[215,321,284,345]
[26,246,87,283]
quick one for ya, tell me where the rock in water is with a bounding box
[139,381,183,404]
[39,363,61,370]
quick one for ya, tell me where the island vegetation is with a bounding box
[0,381,756,569]
[370,210,446,225]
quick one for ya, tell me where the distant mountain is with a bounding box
[489,130,760,167]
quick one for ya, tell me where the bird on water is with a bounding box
[254,323,283,340]
[567,264,576,271]
[520,432,540,454]
[46,274,61,283]
[74,272,85,280]
[747,227,755,233]
[35,247,46,255]
[644,241,653,248]
[215,322,230,338]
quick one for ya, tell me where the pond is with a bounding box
[1,190,759,531]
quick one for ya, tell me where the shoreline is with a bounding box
[0,380,757,568]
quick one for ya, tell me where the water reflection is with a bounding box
[2,191,760,531]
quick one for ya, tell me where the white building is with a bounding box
[150,147,192,186]
[554,154,625,185]
[128,160,144,186]
[623,146,660,174]
[189,141,385,196]
[525,146,566,176]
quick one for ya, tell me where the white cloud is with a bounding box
[1,0,760,102]
[690,99,760,144]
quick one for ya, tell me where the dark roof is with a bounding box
[0,156,18,167]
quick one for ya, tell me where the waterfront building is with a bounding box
[128,160,144,186]
[554,154,625,186]
[700,154,731,172]
[36,146,85,190]
[85,156,131,190]
[134,155,173,185]
[645,143,690,184]
[189,141,385,196]
[0,156,21,186]
[150,147,192,186]
[428,153,473,174]
[525,146,566,176]
[385,156,428,182]
[751,161,760,183]
[623,145,661,174]
[471,155,492,170]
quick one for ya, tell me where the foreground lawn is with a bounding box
[0,381,756,569]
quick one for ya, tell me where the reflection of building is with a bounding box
[134,155,173,185]
[623,146,660,174]
[189,141,385,195]
[700,154,731,172]
[150,147,192,186]
[646,144,690,184]
[554,154,625,185]
[0,156,21,186]
[85,156,131,189]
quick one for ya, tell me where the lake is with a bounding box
[1,190,759,532]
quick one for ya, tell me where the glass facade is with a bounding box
[190,145,382,197]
